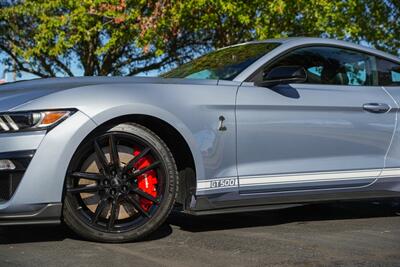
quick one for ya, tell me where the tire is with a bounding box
[63,123,178,243]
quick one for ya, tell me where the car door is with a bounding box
[375,57,400,178]
[236,46,397,194]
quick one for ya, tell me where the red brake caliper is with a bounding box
[133,149,158,211]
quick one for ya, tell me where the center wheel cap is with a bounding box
[111,177,122,188]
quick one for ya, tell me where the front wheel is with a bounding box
[63,123,178,243]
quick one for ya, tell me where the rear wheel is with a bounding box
[63,123,178,242]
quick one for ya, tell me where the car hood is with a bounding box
[0,76,219,112]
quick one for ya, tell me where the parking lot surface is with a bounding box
[0,200,399,267]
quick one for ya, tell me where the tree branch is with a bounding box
[51,57,74,77]
[127,56,172,76]
[0,44,51,78]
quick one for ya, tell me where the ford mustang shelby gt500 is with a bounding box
[0,38,400,242]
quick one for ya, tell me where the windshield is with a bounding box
[162,43,280,80]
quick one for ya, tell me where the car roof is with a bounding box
[239,37,400,63]
[232,37,400,82]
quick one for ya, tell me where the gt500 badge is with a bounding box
[210,178,237,188]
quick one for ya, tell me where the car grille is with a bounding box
[0,172,23,201]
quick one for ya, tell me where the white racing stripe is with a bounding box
[240,169,381,187]
[198,181,213,190]
[197,177,238,191]
[381,168,400,178]
[197,168,400,191]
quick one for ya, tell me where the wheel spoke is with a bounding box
[92,198,108,224]
[123,147,151,173]
[109,134,120,170]
[132,161,160,177]
[94,139,110,174]
[132,188,160,204]
[127,196,150,218]
[107,200,119,230]
[68,131,167,233]
[70,172,105,181]
[67,184,100,194]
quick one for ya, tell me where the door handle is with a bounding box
[362,103,390,113]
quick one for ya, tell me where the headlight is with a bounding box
[0,110,75,132]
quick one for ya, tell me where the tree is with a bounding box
[0,0,399,78]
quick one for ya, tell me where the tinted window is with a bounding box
[377,58,400,86]
[262,46,377,86]
[162,43,280,80]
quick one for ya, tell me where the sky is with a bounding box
[0,54,39,82]
[0,53,159,82]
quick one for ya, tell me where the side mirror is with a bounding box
[256,65,307,87]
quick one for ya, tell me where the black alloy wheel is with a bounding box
[63,123,178,242]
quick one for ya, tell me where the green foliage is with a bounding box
[163,43,279,79]
[0,0,398,77]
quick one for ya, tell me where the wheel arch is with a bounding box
[98,114,197,208]
[76,105,202,210]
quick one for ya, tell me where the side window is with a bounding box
[262,46,377,86]
[377,58,400,86]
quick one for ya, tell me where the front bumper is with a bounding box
[0,203,62,225]
[0,111,97,225]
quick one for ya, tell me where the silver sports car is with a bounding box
[0,38,399,242]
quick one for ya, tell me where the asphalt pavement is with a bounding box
[0,200,399,267]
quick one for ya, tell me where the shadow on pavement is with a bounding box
[0,224,73,244]
[168,199,400,232]
[0,199,398,244]
[0,221,173,245]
